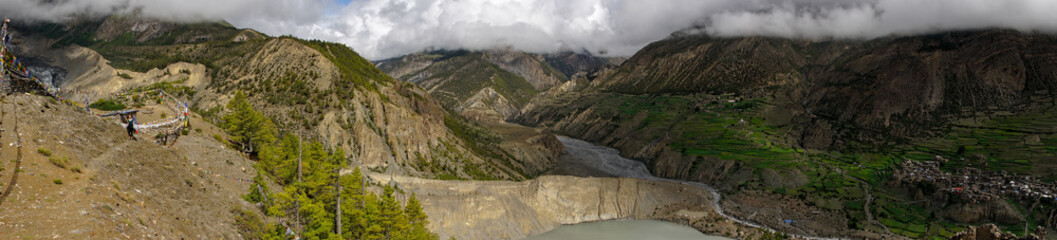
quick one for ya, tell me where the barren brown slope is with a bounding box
[0,94,258,239]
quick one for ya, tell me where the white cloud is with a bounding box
[0,0,331,24]
[4,0,1057,60]
[705,0,1057,39]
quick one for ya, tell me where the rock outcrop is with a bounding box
[943,201,1025,225]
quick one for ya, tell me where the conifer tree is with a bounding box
[223,91,277,155]
[405,194,438,240]
[225,95,439,239]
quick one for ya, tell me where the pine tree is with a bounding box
[404,194,438,240]
[223,91,277,155]
[221,95,442,239]
[363,195,386,240]
[299,193,337,239]
[378,186,409,239]
[267,185,299,217]
[244,173,271,204]
[260,134,301,184]
[339,168,367,239]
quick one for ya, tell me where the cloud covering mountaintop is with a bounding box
[3,0,1057,59]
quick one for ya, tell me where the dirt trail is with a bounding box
[0,94,260,239]
[852,176,892,235]
[0,100,21,207]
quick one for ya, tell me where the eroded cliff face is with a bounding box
[370,173,729,240]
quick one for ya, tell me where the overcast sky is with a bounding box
[3,0,1057,60]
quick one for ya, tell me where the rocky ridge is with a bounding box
[13,17,563,181]
[377,50,616,121]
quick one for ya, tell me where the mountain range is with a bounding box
[5,14,1057,239]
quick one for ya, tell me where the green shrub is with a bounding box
[37,148,52,157]
[49,156,69,169]
[231,207,270,239]
[117,73,133,79]
[53,179,63,185]
[89,99,126,111]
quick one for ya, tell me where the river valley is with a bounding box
[370,136,839,240]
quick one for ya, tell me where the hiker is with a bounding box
[127,117,136,140]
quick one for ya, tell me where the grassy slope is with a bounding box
[295,38,393,94]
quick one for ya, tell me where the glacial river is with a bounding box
[548,136,837,240]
